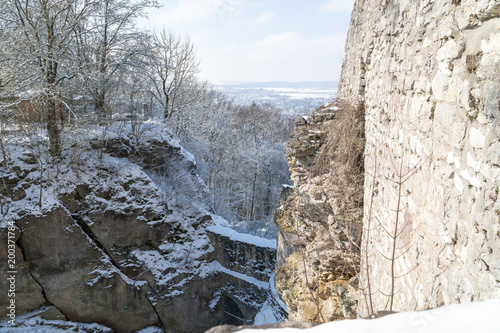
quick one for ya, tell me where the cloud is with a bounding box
[146,0,249,27]
[319,0,355,13]
[200,32,347,82]
[149,0,221,27]
[163,1,214,25]
[249,32,345,61]
[254,10,275,25]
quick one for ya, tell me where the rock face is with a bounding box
[0,227,45,318]
[207,228,276,282]
[274,101,364,322]
[338,0,500,316]
[276,0,499,322]
[16,208,158,332]
[0,129,276,332]
[207,226,278,325]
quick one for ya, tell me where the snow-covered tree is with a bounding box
[76,0,158,120]
[148,29,201,119]
[172,88,294,236]
[4,0,98,156]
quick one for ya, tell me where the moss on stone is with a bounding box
[274,195,297,233]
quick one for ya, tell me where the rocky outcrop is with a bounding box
[274,101,363,322]
[16,207,158,332]
[0,128,276,332]
[0,227,45,318]
[338,0,500,317]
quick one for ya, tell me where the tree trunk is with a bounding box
[95,0,109,123]
[163,93,170,119]
[46,50,61,157]
[249,169,257,220]
[95,90,106,121]
[47,95,61,157]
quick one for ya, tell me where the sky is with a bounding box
[139,0,354,84]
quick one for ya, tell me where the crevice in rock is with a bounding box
[69,211,163,327]
[70,213,122,271]
[143,291,165,329]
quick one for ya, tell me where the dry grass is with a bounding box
[312,99,365,242]
[312,100,365,180]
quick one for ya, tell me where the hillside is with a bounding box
[0,123,283,332]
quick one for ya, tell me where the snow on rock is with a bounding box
[217,263,269,290]
[269,274,288,313]
[0,121,278,331]
[0,316,113,333]
[207,223,277,283]
[135,327,164,333]
[253,275,288,325]
[208,224,277,249]
[253,300,281,326]
[242,299,500,332]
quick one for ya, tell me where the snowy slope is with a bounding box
[243,299,500,332]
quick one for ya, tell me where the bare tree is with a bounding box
[173,91,291,234]
[5,0,98,156]
[149,29,200,119]
[77,0,158,120]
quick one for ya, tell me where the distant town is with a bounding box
[216,81,338,116]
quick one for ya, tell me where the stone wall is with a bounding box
[207,229,276,282]
[207,227,277,324]
[339,0,500,316]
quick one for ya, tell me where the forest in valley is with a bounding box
[0,0,294,236]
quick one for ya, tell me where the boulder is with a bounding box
[16,207,159,332]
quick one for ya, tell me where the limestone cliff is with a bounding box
[274,101,364,322]
[277,0,500,322]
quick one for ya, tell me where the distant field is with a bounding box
[217,81,338,116]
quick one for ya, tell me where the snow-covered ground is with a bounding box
[245,299,500,332]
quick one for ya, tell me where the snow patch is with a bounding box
[207,224,277,249]
[269,274,288,313]
[0,310,113,332]
[216,262,269,290]
[253,300,281,325]
[135,327,164,333]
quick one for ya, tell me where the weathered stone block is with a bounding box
[16,207,159,332]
